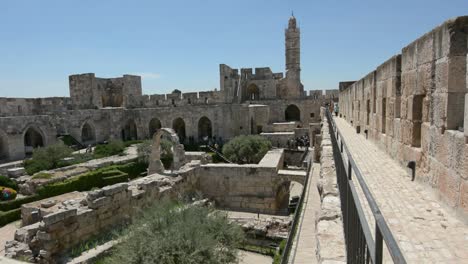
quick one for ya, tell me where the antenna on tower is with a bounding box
[291,11,294,17]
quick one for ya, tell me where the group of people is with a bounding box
[287,135,310,149]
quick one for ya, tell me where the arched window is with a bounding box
[149,118,162,138]
[285,104,301,121]
[247,84,260,100]
[172,118,186,143]
[81,122,96,144]
[122,119,138,141]
[24,127,44,156]
[198,116,212,142]
[0,130,9,161]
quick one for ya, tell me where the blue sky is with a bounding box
[0,0,466,98]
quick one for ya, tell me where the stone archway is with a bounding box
[198,116,212,142]
[24,127,44,156]
[148,118,162,139]
[0,129,9,161]
[148,128,185,174]
[274,180,304,215]
[122,119,138,141]
[285,104,301,122]
[172,118,186,143]
[81,122,96,144]
[247,84,260,100]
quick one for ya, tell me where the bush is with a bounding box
[31,172,53,180]
[0,176,18,191]
[0,208,21,227]
[24,142,74,175]
[0,187,17,201]
[0,195,40,212]
[222,135,272,164]
[93,141,125,159]
[101,200,244,264]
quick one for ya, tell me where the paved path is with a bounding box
[0,221,20,256]
[289,163,321,264]
[334,117,468,263]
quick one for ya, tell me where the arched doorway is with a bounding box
[148,128,185,174]
[0,130,9,161]
[24,127,44,156]
[247,84,260,100]
[81,122,96,144]
[172,118,186,143]
[285,104,301,122]
[198,116,212,142]
[122,119,138,141]
[148,118,162,138]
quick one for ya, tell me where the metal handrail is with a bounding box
[326,109,406,264]
[280,147,311,264]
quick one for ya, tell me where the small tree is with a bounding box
[222,135,272,164]
[24,142,73,175]
[102,200,244,264]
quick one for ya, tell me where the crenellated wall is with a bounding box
[338,16,468,218]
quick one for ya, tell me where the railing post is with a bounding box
[348,160,352,180]
[375,224,383,264]
[340,140,343,153]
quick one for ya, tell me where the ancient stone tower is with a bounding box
[283,15,304,99]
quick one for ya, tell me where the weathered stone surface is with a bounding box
[42,209,77,226]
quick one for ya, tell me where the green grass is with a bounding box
[239,243,276,257]
[31,172,53,180]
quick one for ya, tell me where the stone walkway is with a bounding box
[334,117,468,263]
[0,221,20,256]
[288,163,321,264]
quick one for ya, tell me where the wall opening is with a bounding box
[81,122,96,144]
[411,95,424,147]
[172,117,186,143]
[285,104,301,122]
[198,116,212,142]
[148,118,162,138]
[24,127,44,156]
[382,98,386,134]
[122,119,138,141]
[275,181,303,215]
[0,130,9,161]
[366,99,370,125]
[247,84,260,100]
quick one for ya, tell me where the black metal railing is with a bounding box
[280,147,312,264]
[326,109,406,264]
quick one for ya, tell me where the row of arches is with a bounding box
[119,116,213,144]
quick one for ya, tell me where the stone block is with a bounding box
[401,71,417,97]
[438,169,461,208]
[102,183,128,196]
[459,180,468,213]
[43,209,77,226]
[87,196,111,209]
[416,62,434,94]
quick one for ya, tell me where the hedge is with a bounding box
[0,162,148,227]
[0,195,40,212]
[0,176,19,191]
[0,208,21,227]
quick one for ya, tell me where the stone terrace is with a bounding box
[334,116,468,263]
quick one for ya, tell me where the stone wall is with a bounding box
[193,149,306,215]
[5,173,192,263]
[316,108,346,263]
[338,16,468,218]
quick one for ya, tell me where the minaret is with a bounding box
[285,14,304,98]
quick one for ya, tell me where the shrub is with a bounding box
[24,142,74,175]
[0,208,21,227]
[0,176,18,191]
[0,195,40,212]
[102,200,244,264]
[222,135,272,164]
[0,187,17,201]
[31,172,53,180]
[93,141,125,159]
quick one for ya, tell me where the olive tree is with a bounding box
[222,135,272,164]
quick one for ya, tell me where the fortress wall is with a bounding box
[338,16,468,217]
[0,97,71,117]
